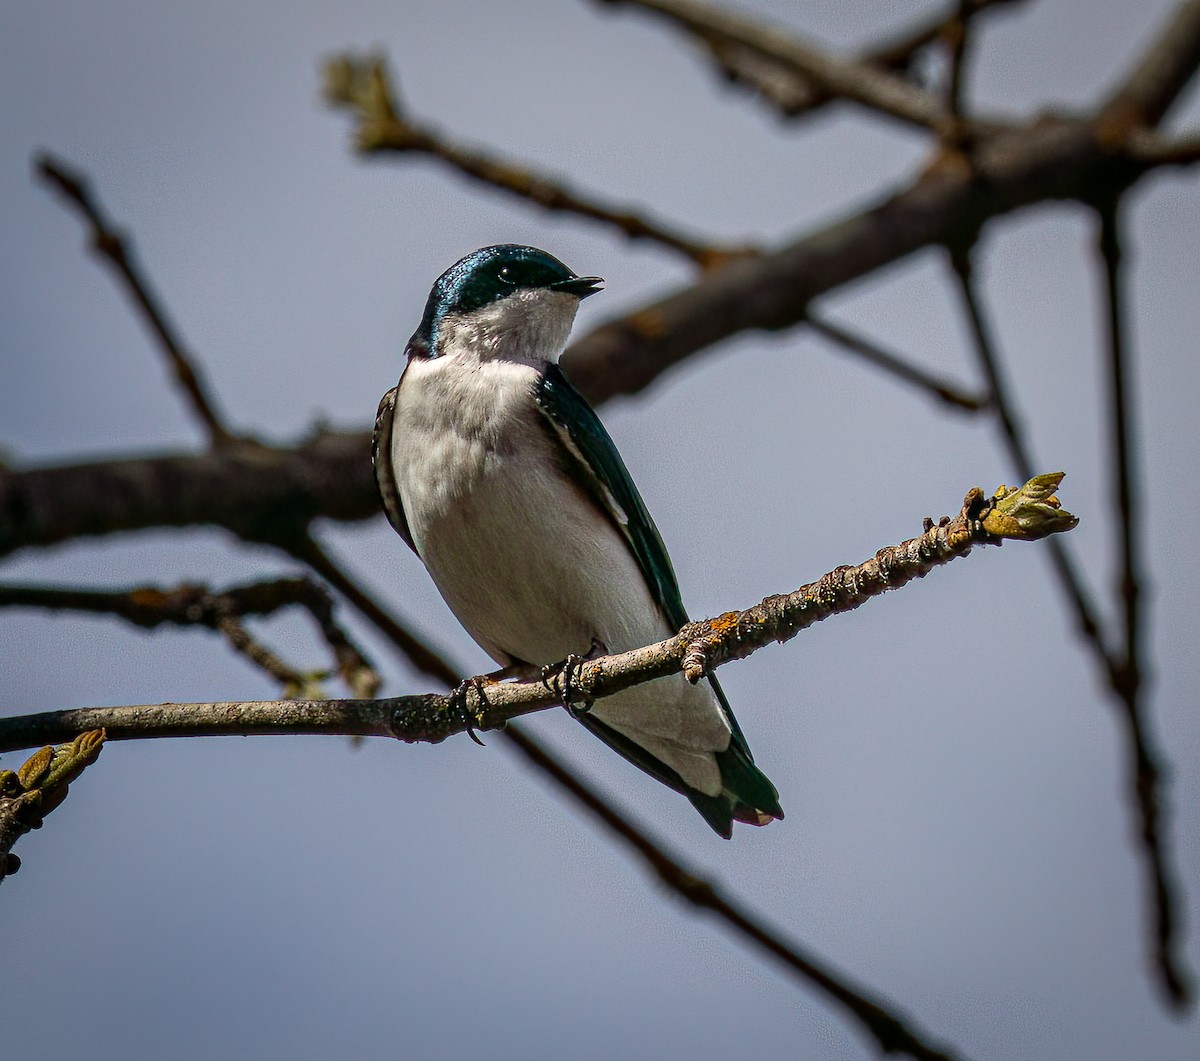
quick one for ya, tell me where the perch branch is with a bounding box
[0,473,1078,755]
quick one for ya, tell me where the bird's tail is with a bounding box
[576,674,783,839]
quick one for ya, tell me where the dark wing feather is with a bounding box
[534,363,687,630]
[534,364,782,830]
[372,382,415,553]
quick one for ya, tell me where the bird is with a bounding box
[373,244,782,837]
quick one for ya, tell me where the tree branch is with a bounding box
[34,154,235,447]
[321,52,751,271]
[502,725,959,1061]
[1094,196,1190,1006]
[804,310,987,412]
[596,0,962,136]
[0,575,382,699]
[0,429,373,560]
[0,473,1078,755]
[631,0,1026,123]
[1099,0,1200,130]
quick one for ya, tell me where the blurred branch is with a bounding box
[1123,129,1200,168]
[0,473,1079,754]
[1099,0,1200,129]
[944,1,972,120]
[562,113,1130,402]
[0,730,105,884]
[804,310,987,412]
[0,429,374,560]
[284,532,460,688]
[563,0,1200,399]
[1094,196,1190,1007]
[321,52,753,270]
[947,223,1190,1005]
[597,0,961,135]
[0,576,380,699]
[946,241,1108,650]
[34,154,235,447]
[502,725,958,1061]
[633,0,1025,121]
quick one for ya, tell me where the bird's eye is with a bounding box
[497,265,517,285]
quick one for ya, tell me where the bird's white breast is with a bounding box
[390,354,663,667]
[389,348,732,795]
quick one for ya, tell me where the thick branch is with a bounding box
[562,114,1143,401]
[0,430,373,559]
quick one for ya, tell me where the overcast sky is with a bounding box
[2,2,1199,1058]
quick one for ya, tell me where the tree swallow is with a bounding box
[373,244,783,837]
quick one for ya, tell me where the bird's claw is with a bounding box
[542,637,606,719]
[449,675,494,746]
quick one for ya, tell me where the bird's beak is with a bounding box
[551,275,604,300]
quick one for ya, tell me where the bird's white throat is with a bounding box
[435,288,581,365]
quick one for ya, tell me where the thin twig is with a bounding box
[805,310,987,412]
[0,577,380,698]
[285,532,460,688]
[322,53,751,271]
[947,245,1109,648]
[502,726,959,1061]
[1095,196,1191,1006]
[949,238,1191,1007]
[214,615,314,695]
[944,1,972,121]
[34,153,235,447]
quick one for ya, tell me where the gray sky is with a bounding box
[2,2,1199,1058]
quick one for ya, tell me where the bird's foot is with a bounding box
[448,674,497,746]
[542,638,607,719]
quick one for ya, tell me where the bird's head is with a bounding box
[407,244,603,363]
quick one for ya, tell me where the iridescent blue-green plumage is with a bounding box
[410,244,601,357]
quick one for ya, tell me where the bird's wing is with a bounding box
[533,363,687,631]
[372,381,416,553]
[534,364,778,831]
